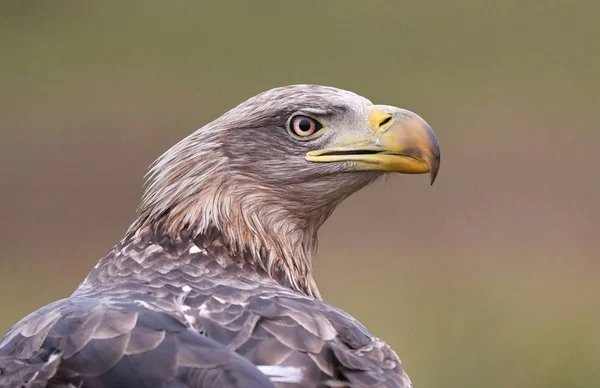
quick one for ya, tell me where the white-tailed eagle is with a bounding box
[0,85,440,388]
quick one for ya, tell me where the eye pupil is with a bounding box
[299,119,312,132]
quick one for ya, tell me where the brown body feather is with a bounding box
[0,230,410,387]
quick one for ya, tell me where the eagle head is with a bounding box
[131,85,440,297]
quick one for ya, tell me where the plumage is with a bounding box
[0,85,440,387]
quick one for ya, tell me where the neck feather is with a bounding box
[128,176,327,299]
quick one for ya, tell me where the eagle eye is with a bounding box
[289,116,322,138]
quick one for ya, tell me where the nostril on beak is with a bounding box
[378,115,392,128]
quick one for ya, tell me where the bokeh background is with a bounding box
[1,1,598,387]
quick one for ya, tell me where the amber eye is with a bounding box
[289,116,322,137]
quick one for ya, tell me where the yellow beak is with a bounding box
[305,105,441,184]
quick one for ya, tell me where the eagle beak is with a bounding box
[305,105,441,184]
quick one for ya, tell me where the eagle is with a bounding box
[0,85,440,388]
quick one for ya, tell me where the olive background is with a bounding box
[1,2,598,387]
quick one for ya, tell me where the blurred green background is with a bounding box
[1,1,598,387]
